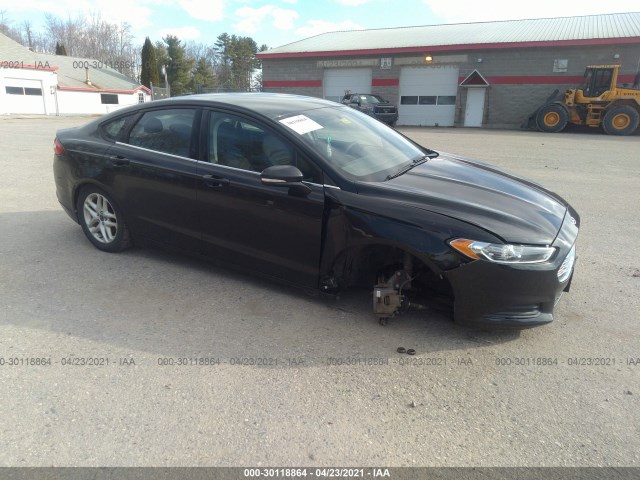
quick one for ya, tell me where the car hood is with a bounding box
[356,153,569,245]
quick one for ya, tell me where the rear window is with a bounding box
[102,117,128,141]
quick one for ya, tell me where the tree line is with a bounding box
[144,34,268,96]
[0,11,268,96]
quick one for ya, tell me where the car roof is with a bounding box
[136,93,343,119]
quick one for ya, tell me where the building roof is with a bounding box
[0,32,148,93]
[37,53,147,93]
[0,32,40,64]
[258,12,640,58]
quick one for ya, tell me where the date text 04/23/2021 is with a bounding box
[243,468,391,477]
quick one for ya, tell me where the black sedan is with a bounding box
[53,93,579,327]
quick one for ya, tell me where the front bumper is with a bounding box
[373,112,398,125]
[443,210,579,328]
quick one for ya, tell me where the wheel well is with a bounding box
[72,183,91,221]
[606,100,640,112]
[329,244,454,299]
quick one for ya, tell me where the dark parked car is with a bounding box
[342,93,398,126]
[53,93,578,327]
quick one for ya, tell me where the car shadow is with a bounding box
[1,210,522,368]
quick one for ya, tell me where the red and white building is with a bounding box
[0,32,150,115]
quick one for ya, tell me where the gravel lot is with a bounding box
[0,115,638,467]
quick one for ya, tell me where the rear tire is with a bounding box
[536,104,568,133]
[602,105,640,136]
[76,186,131,252]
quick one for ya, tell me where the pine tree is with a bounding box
[140,37,159,89]
[55,42,67,55]
[190,57,217,93]
[164,35,195,96]
[214,33,232,90]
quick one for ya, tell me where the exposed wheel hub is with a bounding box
[612,114,630,129]
[544,112,560,127]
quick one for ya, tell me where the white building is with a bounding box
[0,32,150,115]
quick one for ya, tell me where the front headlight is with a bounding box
[449,239,556,264]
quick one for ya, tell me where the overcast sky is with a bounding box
[2,0,639,49]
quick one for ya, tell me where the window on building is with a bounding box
[101,94,119,105]
[24,87,43,96]
[437,96,457,105]
[400,96,418,105]
[418,96,437,105]
[5,86,24,95]
[553,59,568,73]
[138,92,145,104]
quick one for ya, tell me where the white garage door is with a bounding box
[323,68,372,103]
[3,78,46,114]
[398,66,459,126]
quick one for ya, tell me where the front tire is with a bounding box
[536,104,568,133]
[76,186,131,252]
[602,105,640,136]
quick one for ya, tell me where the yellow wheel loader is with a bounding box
[526,65,640,135]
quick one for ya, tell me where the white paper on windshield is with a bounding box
[279,115,323,135]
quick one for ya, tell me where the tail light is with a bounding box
[53,137,65,155]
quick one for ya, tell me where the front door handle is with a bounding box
[202,174,230,187]
[110,155,129,167]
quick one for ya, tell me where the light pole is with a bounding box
[161,65,170,97]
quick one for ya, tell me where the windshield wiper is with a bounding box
[386,154,433,180]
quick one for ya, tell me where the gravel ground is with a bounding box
[0,115,638,467]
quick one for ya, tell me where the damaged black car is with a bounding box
[53,93,579,327]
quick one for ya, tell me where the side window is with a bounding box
[207,112,323,182]
[593,69,612,97]
[209,115,258,171]
[128,108,197,158]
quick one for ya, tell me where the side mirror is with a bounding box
[261,165,311,195]
[261,165,303,185]
[351,98,360,106]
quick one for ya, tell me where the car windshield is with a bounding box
[359,95,383,105]
[277,106,428,182]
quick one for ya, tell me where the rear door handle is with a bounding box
[110,155,129,167]
[202,174,230,187]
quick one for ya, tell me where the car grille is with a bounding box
[557,245,576,283]
[376,107,396,114]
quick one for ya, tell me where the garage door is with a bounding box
[398,66,459,126]
[323,68,372,103]
[3,78,46,114]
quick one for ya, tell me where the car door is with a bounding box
[105,107,202,251]
[196,110,326,287]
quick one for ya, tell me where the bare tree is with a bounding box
[21,21,34,50]
[39,13,138,78]
[0,10,23,43]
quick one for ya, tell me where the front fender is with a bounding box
[320,189,502,277]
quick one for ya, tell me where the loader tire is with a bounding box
[602,106,640,136]
[536,104,568,133]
